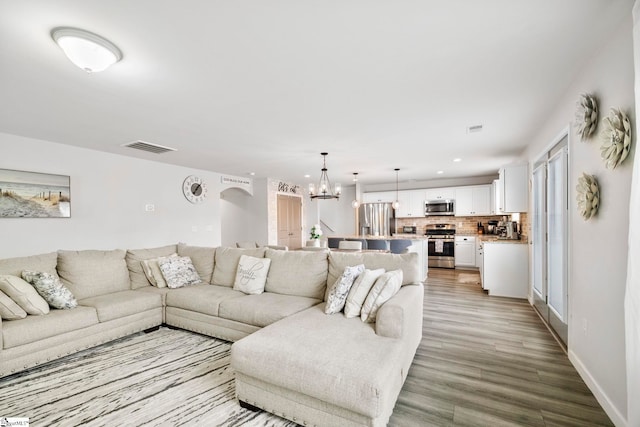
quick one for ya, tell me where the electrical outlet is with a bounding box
[145,204,155,212]
[191,226,198,232]
[205,225,213,232]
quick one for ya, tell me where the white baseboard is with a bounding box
[568,350,627,427]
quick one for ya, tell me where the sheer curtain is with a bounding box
[626,2,640,425]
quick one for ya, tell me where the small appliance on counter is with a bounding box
[402,225,417,234]
[497,217,520,239]
[486,220,499,235]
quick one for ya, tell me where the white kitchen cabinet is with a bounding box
[396,190,426,218]
[455,185,491,216]
[454,236,476,267]
[362,191,394,203]
[496,164,528,213]
[425,187,455,201]
[483,242,528,298]
[491,179,499,214]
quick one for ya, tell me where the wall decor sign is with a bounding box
[0,168,71,218]
[600,107,632,169]
[576,172,599,221]
[221,176,252,188]
[278,181,300,194]
[575,93,598,141]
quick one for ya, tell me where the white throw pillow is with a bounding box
[360,270,403,323]
[233,255,272,295]
[141,254,178,287]
[158,256,202,289]
[325,264,365,314]
[22,270,78,309]
[343,268,385,318]
[0,274,49,315]
[0,289,27,320]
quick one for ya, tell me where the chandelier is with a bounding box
[309,152,341,200]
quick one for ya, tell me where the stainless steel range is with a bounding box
[426,224,456,269]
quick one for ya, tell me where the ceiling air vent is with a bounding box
[122,140,177,154]
[467,124,483,134]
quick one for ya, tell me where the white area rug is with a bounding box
[0,327,295,426]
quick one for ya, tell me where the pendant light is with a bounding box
[351,173,360,208]
[52,27,122,73]
[392,168,400,210]
[309,152,341,200]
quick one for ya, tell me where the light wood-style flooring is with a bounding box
[389,268,613,427]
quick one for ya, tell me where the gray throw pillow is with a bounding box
[22,270,78,309]
[158,256,202,289]
[325,264,365,315]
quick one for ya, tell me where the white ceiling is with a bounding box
[0,0,633,186]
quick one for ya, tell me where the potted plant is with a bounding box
[307,224,323,247]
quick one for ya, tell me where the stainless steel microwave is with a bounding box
[425,199,455,216]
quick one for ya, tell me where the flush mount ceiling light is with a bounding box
[52,27,122,73]
[309,152,341,200]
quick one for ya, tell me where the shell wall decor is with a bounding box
[600,107,632,169]
[575,93,598,140]
[576,173,600,220]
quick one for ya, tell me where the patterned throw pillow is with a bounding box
[0,274,50,315]
[325,264,365,315]
[343,268,385,318]
[141,254,178,287]
[0,289,28,320]
[233,255,272,295]
[360,269,403,323]
[22,270,78,309]
[158,256,202,289]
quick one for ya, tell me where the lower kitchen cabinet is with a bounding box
[454,236,476,267]
[483,242,528,298]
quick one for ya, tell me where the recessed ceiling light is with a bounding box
[453,158,462,162]
[304,174,310,178]
[249,172,256,176]
[437,170,444,174]
[52,27,122,73]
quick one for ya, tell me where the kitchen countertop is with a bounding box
[333,234,527,243]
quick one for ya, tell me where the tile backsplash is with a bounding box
[397,213,529,239]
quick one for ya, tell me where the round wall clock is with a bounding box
[182,175,208,204]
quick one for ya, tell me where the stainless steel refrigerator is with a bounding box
[359,203,395,237]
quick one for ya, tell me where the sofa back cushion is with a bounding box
[57,249,129,300]
[326,251,420,300]
[265,249,328,299]
[126,245,178,289]
[212,247,266,287]
[177,243,216,283]
[0,252,58,277]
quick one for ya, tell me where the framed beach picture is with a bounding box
[0,169,71,218]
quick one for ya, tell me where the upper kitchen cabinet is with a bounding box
[495,164,528,213]
[455,185,492,216]
[362,191,395,203]
[396,190,426,218]
[425,187,455,201]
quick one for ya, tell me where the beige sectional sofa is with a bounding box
[0,243,424,427]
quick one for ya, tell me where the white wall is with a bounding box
[220,187,255,247]
[0,133,227,258]
[318,185,357,236]
[524,16,635,425]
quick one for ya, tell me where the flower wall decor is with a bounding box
[600,107,632,169]
[576,173,600,220]
[575,93,598,141]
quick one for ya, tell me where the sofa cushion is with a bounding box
[22,270,78,309]
[165,284,245,317]
[361,270,403,323]
[2,306,98,349]
[344,268,385,319]
[219,293,320,328]
[125,244,178,289]
[141,254,177,287]
[0,275,49,315]
[327,252,420,299]
[234,255,271,295]
[79,290,162,322]
[231,304,405,418]
[0,289,27,320]
[325,264,364,315]
[212,247,266,287]
[158,256,202,289]
[177,243,216,283]
[264,249,328,299]
[57,250,130,300]
[0,252,58,277]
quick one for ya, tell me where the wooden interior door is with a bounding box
[277,194,302,249]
